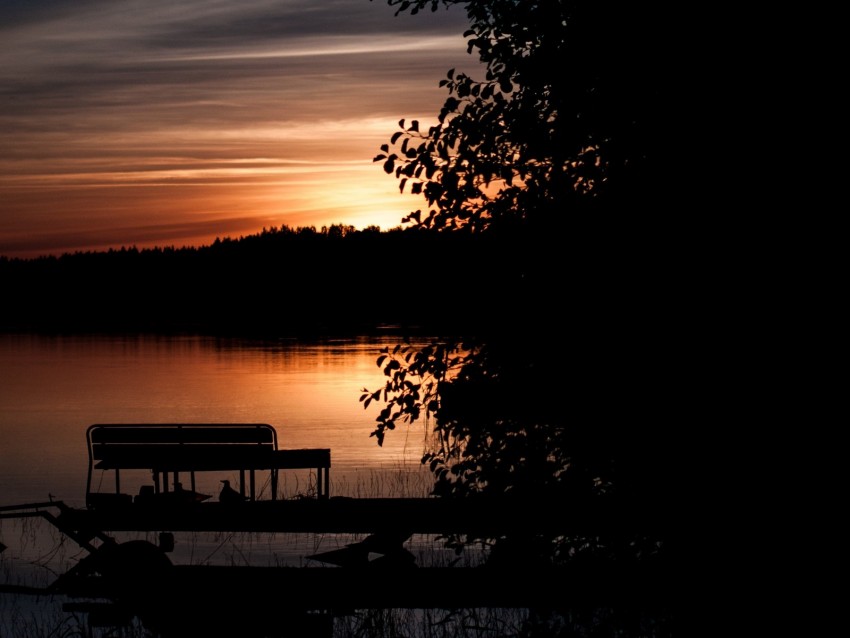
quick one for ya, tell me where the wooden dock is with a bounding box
[53,495,667,537]
[1,421,671,634]
[2,497,670,636]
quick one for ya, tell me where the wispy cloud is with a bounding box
[0,0,477,257]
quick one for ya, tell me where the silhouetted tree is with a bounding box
[364,0,674,565]
[0,225,502,335]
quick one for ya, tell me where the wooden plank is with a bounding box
[92,446,330,470]
[88,424,275,444]
[272,449,331,468]
[92,445,276,470]
[62,497,645,536]
[58,563,670,610]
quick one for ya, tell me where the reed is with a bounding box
[0,470,597,638]
[335,607,535,638]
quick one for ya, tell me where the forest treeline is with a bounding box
[0,224,529,337]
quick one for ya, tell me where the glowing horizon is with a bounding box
[0,1,478,258]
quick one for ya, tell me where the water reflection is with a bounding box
[0,333,445,635]
[0,333,432,507]
[0,334,672,637]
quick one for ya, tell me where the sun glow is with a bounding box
[0,1,477,258]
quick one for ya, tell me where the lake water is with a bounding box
[1,333,469,634]
[0,332,436,508]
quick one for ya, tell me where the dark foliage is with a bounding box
[1,225,521,337]
[363,0,675,575]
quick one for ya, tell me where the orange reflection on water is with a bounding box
[0,333,433,506]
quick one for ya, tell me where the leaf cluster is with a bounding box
[360,339,475,446]
[374,1,666,232]
[365,1,672,565]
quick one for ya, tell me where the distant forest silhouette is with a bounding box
[1,224,523,336]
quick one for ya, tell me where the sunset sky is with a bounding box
[0,0,478,258]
